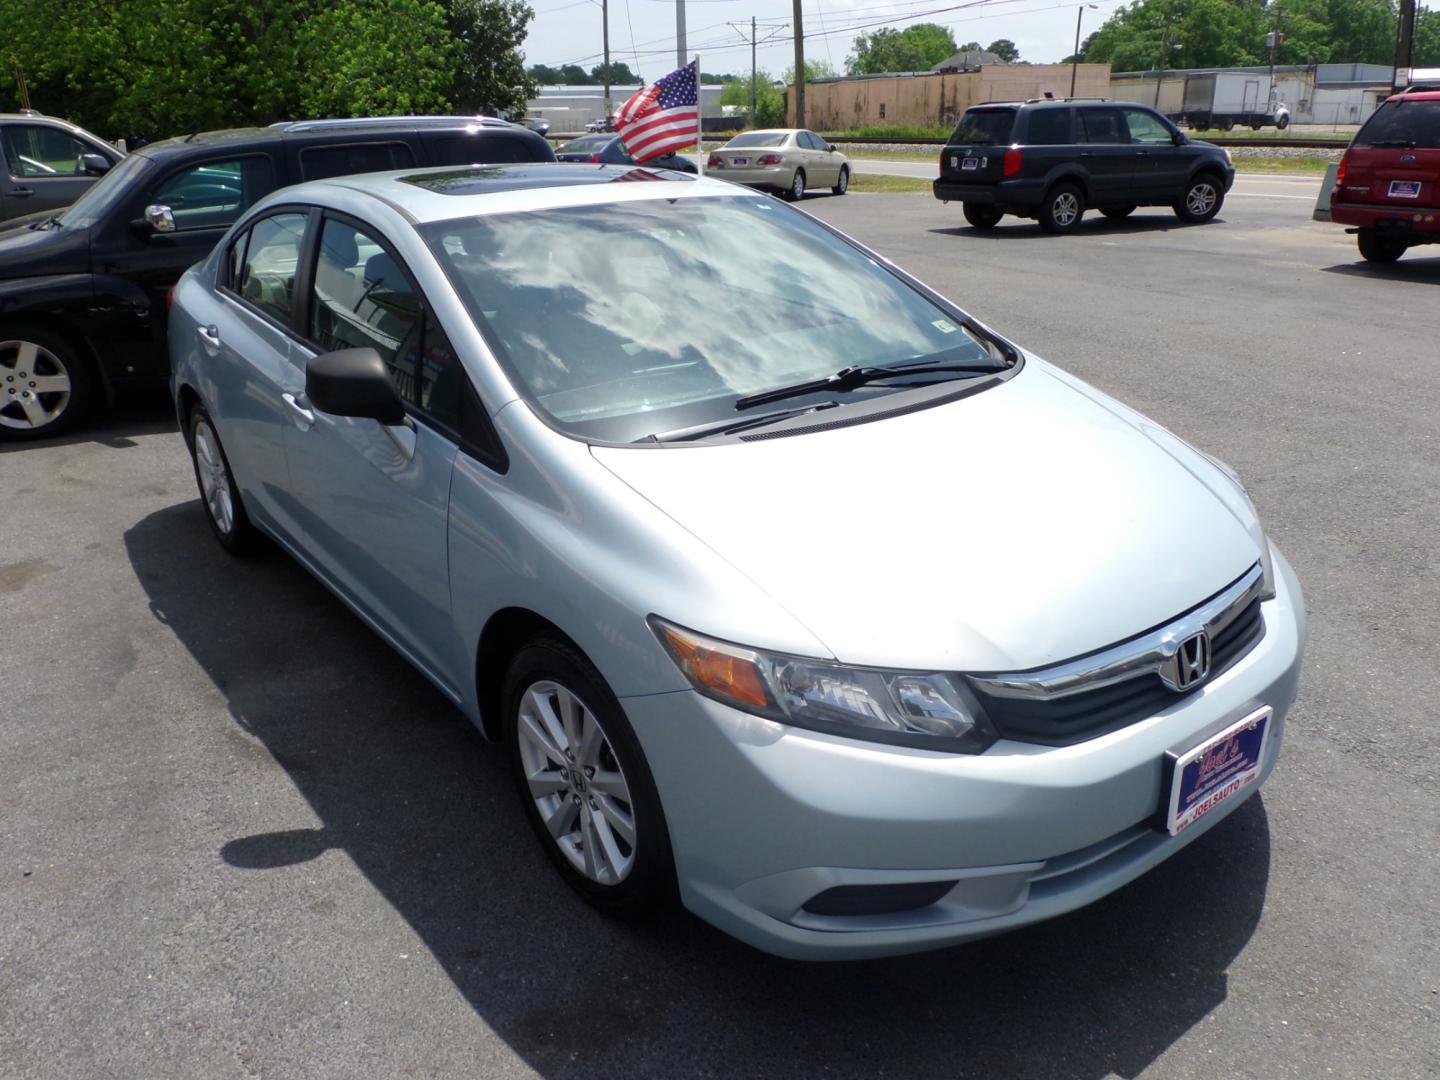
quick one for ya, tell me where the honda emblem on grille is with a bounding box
[1163,632,1212,691]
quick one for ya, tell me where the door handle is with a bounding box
[1079,151,1096,157]
[282,392,315,430]
[196,324,221,351]
[11,186,33,197]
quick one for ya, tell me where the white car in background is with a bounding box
[707,128,850,200]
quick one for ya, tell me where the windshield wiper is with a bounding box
[733,359,1007,412]
[28,216,62,231]
[640,401,842,443]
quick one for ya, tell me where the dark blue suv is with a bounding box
[933,99,1235,234]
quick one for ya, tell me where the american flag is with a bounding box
[615,59,700,163]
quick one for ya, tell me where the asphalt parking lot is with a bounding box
[2,184,1437,1079]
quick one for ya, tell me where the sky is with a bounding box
[523,0,1438,84]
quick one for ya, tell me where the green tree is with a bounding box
[528,63,565,85]
[590,61,638,85]
[987,38,1021,62]
[1418,6,1440,66]
[783,60,838,84]
[448,0,537,115]
[846,23,958,74]
[558,63,594,84]
[720,71,784,126]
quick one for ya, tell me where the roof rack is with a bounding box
[271,115,513,133]
[1025,96,1109,104]
[1399,83,1439,94]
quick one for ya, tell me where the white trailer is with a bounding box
[1181,72,1291,130]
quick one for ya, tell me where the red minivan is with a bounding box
[1331,88,1440,263]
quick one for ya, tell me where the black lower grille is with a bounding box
[971,596,1266,747]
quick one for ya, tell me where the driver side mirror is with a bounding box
[826,142,837,152]
[80,153,112,176]
[1173,130,1188,145]
[306,347,407,426]
[144,204,176,233]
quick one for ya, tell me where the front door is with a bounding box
[1077,107,1141,204]
[91,154,279,380]
[1122,107,1187,201]
[281,213,464,690]
[0,123,107,219]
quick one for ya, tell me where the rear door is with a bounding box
[0,122,112,218]
[940,107,1017,185]
[1077,107,1141,203]
[1341,98,1440,210]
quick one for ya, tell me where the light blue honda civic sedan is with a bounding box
[168,162,1305,959]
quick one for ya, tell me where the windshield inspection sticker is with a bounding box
[932,319,959,334]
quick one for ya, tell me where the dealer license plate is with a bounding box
[1388,179,1421,199]
[732,157,748,167]
[1163,706,1271,835]
[962,156,980,171]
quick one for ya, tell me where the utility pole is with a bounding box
[792,0,805,127]
[752,16,758,121]
[677,0,687,70]
[602,0,611,123]
[1393,0,1416,95]
[1070,4,1097,98]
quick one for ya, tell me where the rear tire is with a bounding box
[786,169,806,201]
[504,637,676,917]
[188,404,257,555]
[1173,173,1224,223]
[1357,229,1407,264]
[962,203,1003,229]
[1038,183,1084,234]
[1101,205,1137,221]
[832,165,849,195]
[0,324,94,442]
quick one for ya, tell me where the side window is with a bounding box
[431,136,539,166]
[1025,109,1074,145]
[798,131,820,150]
[1124,109,1174,145]
[2,124,94,177]
[1080,109,1130,144]
[148,156,276,232]
[299,141,416,181]
[416,311,463,429]
[225,227,250,291]
[237,213,308,323]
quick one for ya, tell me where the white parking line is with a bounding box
[1228,192,1319,200]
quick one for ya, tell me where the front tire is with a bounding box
[505,638,675,917]
[1038,183,1085,234]
[0,325,94,441]
[832,165,849,195]
[786,169,806,201]
[1173,174,1224,223]
[963,203,1003,229]
[188,404,257,555]
[1357,229,1407,264]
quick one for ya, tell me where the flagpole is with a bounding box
[694,54,704,174]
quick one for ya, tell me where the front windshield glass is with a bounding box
[724,132,788,148]
[58,153,153,228]
[949,108,1017,146]
[423,194,1000,443]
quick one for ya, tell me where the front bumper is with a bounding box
[621,547,1305,960]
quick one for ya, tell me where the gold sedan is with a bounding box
[705,129,850,200]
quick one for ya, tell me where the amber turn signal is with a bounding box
[653,621,773,711]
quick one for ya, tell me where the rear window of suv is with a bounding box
[1354,99,1440,148]
[948,108,1016,146]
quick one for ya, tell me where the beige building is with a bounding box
[789,64,1112,130]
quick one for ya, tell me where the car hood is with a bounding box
[590,361,1261,672]
[0,216,89,278]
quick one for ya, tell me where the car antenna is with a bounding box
[183,132,198,142]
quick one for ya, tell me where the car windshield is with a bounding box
[949,109,1017,146]
[557,136,610,153]
[1354,99,1440,147]
[57,153,153,228]
[423,194,999,443]
[725,132,788,148]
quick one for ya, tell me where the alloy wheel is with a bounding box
[193,420,236,535]
[516,680,637,885]
[1052,191,1080,227]
[0,339,72,432]
[791,171,805,200]
[1186,182,1218,217]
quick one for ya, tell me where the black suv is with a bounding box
[0,116,553,440]
[933,98,1235,234]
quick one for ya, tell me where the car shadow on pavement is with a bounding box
[1319,257,1440,283]
[125,499,1273,1080]
[0,387,177,454]
[930,215,1222,240]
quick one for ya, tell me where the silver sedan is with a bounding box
[168,163,1303,959]
[706,128,850,199]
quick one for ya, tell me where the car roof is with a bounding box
[1386,89,1440,102]
[274,162,718,223]
[133,118,545,163]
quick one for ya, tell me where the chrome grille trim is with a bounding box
[970,563,1265,702]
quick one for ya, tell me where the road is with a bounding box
[2,186,1437,1079]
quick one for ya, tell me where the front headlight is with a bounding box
[649,618,997,753]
